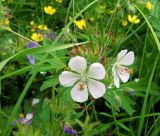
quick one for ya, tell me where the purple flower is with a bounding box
[11,112,34,126]
[27,55,35,64]
[49,32,56,40]
[63,126,77,136]
[27,41,37,48]
[27,42,37,64]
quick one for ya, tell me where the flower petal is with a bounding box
[25,113,33,120]
[71,82,88,102]
[68,56,87,74]
[59,71,80,87]
[117,66,130,83]
[87,63,106,80]
[27,55,35,64]
[117,49,127,61]
[32,98,40,106]
[119,51,134,66]
[88,79,106,99]
[112,65,120,88]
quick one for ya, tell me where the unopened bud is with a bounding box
[115,95,121,107]
[123,87,135,95]
[127,4,136,14]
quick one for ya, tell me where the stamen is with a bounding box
[79,82,87,90]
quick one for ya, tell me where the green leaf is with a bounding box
[40,77,58,92]
[0,41,88,71]
[150,16,160,31]
[117,122,131,132]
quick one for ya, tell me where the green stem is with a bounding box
[84,102,89,116]
[111,106,120,136]
[3,68,38,136]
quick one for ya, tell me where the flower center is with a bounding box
[119,67,130,74]
[79,81,87,90]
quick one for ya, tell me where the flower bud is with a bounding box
[115,95,121,107]
[123,87,135,95]
[127,4,136,14]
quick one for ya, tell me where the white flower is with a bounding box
[59,56,106,103]
[112,49,134,88]
[25,112,33,120]
[32,98,40,106]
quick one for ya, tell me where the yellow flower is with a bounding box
[38,25,48,30]
[56,0,63,3]
[43,25,48,30]
[2,18,11,30]
[44,6,56,15]
[121,19,128,27]
[74,19,86,30]
[19,113,25,118]
[31,33,43,42]
[128,14,140,24]
[30,21,37,32]
[145,2,153,10]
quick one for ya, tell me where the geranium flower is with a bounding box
[112,49,134,88]
[44,6,56,15]
[59,56,106,103]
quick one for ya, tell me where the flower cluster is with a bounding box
[11,112,33,126]
[59,50,134,103]
[122,14,140,27]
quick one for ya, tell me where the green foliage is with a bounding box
[0,0,160,136]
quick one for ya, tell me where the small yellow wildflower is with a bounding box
[44,6,56,15]
[145,2,153,10]
[3,18,11,30]
[56,0,63,3]
[19,113,25,118]
[38,25,48,30]
[43,25,48,30]
[31,33,43,42]
[128,14,140,24]
[74,19,86,30]
[4,18,10,25]
[121,19,128,27]
[30,21,37,32]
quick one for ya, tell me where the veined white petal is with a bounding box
[59,71,80,87]
[87,63,106,80]
[68,56,87,74]
[117,49,127,61]
[117,66,130,83]
[71,82,88,102]
[119,51,134,66]
[88,79,106,99]
[112,65,120,88]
